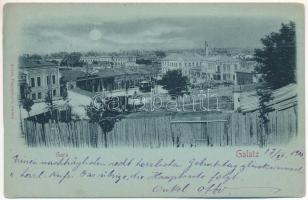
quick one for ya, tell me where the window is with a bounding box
[31,78,35,87]
[47,76,50,85]
[53,89,56,96]
[32,93,36,100]
[217,66,220,72]
[52,75,56,84]
[37,77,41,87]
[38,92,42,99]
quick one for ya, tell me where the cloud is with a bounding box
[39,30,65,38]
[100,23,185,45]
[20,16,289,54]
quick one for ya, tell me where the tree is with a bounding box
[30,54,42,60]
[85,98,122,148]
[61,87,68,100]
[22,98,34,117]
[60,77,68,100]
[154,51,166,58]
[60,52,83,67]
[253,21,296,146]
[159,70,189,99]
[85,51,99,56]
[136,58,152,65]
[21,84,34,117]
[254,21,296,89]
[45,89,55,113]
[50,52,69,58]
[50,60,59,65]
[19,54,43,66]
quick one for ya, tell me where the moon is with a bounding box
[89,29,102,41]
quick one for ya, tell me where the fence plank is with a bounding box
[24,105,298,148]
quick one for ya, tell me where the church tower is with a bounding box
[204,41,209,58]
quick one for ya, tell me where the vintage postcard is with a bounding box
[3,2,305,198]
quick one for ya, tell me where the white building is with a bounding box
[201,56,242,82]
[81,55,113,63]
[113,56,137,67]
[161,52,244,83]
[161,52,205,76]
[81,55,137,67]
[19,60,62,103]
[161,52,254,86]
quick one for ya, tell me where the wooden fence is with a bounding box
[23,103,297,148]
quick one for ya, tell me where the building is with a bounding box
[19,60,61,102]
[161,41,254,86]
[60,69,87,90]
[160,41,258,87]
[81,55,137,67]
[60,66,157,93]
[201,56,242,82]
[233,83,296,112]
[235,71,254,85]
[234,60,257,85]
[161,52,205,76]
[81,55,113,64]
[113,56,137,67]
[161,53,245,85]
[161,52,254,86]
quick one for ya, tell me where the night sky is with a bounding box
[15,3,301,54]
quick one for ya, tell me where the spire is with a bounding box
[204,41,209,58]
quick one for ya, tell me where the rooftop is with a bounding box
[61,66,156,81]
[81,55,136,59]
[205,55,239,63]
[19,59,58,69]
[95,67,153,78]
[60,69,87,82]
[162,52,205,62]
[162,52,240,63]
[238,83,297,113]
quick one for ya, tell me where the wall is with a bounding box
[24,67,61,102]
